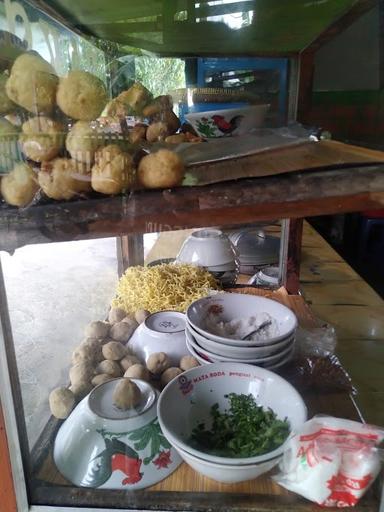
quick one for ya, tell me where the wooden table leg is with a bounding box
[285,218,304,294]
[0,401,17,512]
[116,234,144,276]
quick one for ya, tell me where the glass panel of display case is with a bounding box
[0,220,284,509]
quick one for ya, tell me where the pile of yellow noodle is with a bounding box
[112,263,220,314]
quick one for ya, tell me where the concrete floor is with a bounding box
[1,238,118,448]
[1,223,382,450]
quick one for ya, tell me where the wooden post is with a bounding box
[0,403,17,512]
[285,218,304,294]
[116,234,144,276]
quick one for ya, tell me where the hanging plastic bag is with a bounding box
[274,416,384,507]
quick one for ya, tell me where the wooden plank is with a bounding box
[0,403,17,512]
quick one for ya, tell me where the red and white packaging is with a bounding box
[273,416,384,507]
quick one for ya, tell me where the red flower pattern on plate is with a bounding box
[153,450,172,469]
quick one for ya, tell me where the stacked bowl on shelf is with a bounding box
[185,293,297,368]
[228,229,280,275]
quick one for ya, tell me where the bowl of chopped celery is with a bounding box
[157,362,306,466]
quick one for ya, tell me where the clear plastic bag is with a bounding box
[274,416,384,507]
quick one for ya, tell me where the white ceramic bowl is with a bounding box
[157,362,307,466]
[185,338,293,370]
[186,322,294,359]
[185,104,270,138]
[176,228,238,268]
[128,311,189,366]
[187,293,297,346]
[54,379,182,489]
[174,442,280,483]
[185,327,294,364]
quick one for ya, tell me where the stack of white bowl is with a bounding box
[228,229,280,275]
[157,362,307,483]
[176,228,239,287]
[185,293,297,369]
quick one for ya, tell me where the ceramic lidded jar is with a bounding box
[53,378,182,489]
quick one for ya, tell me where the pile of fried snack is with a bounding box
[0,52,202,208]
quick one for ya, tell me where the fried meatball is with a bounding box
[91,144,134,195]
[66,121,104,164]
[6,53,58,114]
[1,162,38,207]
[57,71,108,121]
[19,116,64,162]
[0,73,15,114]
[38,157,91,200]
[138,149,184,189]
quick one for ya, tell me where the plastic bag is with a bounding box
[295,324,337,358]
[274,416,384,507]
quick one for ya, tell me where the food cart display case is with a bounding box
[0,1,384,511]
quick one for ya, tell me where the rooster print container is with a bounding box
[53,378,182,489]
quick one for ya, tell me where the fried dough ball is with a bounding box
[138,149,184,189]
[113,378,141,410]
[142,95,173,117]
[102,341,127,361]
[180,355,199,371]
[19,116,64,162]
[128,124,147,144]
[120,355,141,372]
[57,71,107,121]
[124,364,150,381]
[38,158,91,200]
[103,98,135,118]
[91,144,134,195]
[71,342,101,365]
[153,110,180,135]
[1,162,38,207]
[134,309,150,324]
[66,121,104,164]
[0,73,15,114]
[91,373,114,386]
[49,388,75,419]
[69,361,94,384]
[69,380,93,398]
[117,83,152,114]
[85,321,110,339]
[110,320,135,343]
[146,121,169,143]
[6,53,58,113]
[147,352,171,375]
[108,307,127,325]
[160,367,183,387]
[96,359,123,377]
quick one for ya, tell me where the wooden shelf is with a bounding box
[1,163,384,252]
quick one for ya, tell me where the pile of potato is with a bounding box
[49,307,199,419]
[0,51,202,208]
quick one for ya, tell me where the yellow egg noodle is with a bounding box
[112,263,220,313]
